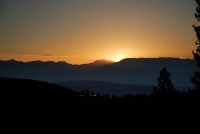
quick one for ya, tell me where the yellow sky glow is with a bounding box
[0,0,197,64]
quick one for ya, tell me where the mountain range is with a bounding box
[0,58,197,95]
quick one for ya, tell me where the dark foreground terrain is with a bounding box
[2,77,199,128]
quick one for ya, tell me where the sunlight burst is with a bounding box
[105,55,125,62]
[112,55,124,62]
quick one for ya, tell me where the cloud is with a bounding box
[42,54,79,58]
[24,54,35,57]
[42,55,52,57]
[54,55,79,58]
[2,52,79,58]
[4,53,10,55]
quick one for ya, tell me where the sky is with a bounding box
[0,0,198,64]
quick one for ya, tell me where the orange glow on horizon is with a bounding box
[0,51,195,65]
[105,55,125,62]
[0,1,196,65]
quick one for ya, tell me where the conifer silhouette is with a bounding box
[153,67,174,94]
[191,0,200,90]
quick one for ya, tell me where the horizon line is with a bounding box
[0,56,194,65]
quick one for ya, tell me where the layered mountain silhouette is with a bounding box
[0,58,197,95]
[81,59,114,66]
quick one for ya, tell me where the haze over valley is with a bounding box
[0,57,196,96]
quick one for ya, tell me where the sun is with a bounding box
[112,55,125,62]
[105,54,126,62]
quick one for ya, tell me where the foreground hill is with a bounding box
[2,77,199,128]
[2,77,80,121]
[1,76,79,96]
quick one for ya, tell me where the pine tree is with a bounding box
[153,67,174,94]
[191,0,200,90]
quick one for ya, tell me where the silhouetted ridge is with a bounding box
[0,58,197,88]
[1,76,81,121]
[1,76,79,95]
[115,57,195,71]
[7,59,23,63]
[86,59,115,66]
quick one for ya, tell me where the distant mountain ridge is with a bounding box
[5,59,114,66]
[0,58,197,89]
[87,59,114,66]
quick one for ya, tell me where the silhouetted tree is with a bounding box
[153,67,174,94]
[191,0,200,90]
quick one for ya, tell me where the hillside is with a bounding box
[1,77,199,128]
[56,80,154,96]
[1,76,79,96]
[2,77,80,121]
